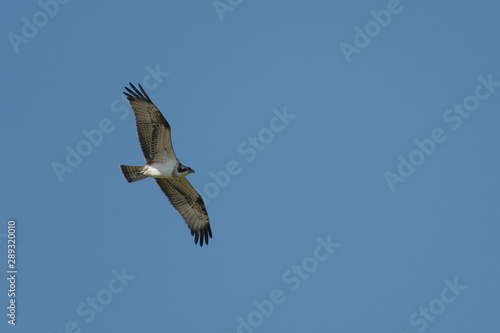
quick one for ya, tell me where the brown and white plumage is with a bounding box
[120,83,212,247]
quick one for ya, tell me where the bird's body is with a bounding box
[119,83,212,247]
[143,161,178,178]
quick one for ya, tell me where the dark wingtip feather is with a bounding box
[192,224,213,247]
[208,224,213,238]
[123,82,153,103]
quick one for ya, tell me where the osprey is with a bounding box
[119,83,212,247]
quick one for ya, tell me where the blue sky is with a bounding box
[1,0,500,332]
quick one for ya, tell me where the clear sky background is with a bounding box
[1,1,499,332]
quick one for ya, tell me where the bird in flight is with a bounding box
[119,83,212,247]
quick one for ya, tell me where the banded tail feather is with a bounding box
[120,165,147,183]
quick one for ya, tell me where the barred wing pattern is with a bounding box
[123,83,176,164]
[155,177,212,246]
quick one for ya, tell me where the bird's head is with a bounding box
[176,164,195,176]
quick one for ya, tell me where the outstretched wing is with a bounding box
[155,177,212,247]
[123,83,176,164]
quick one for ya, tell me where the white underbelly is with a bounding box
[143,162,176,178]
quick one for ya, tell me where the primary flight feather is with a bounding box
[119,83,212,247]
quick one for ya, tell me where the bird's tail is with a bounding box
[120,165,147,183]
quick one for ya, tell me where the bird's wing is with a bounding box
[155,177,212,247]
[123,83,176,164]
